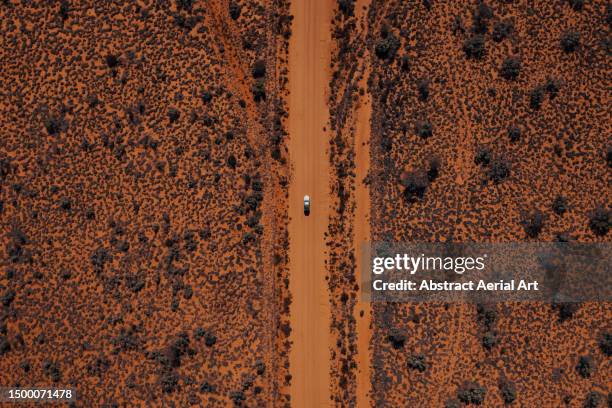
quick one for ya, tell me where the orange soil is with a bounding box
[354,64,373,408]
[287,0,334,406]
[353,1,373,405]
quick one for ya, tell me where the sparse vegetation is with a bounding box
[567,0,584,11]
[105,54,119,68]
[417,78,430,101]
[463,34,486,59]
[560,31,580,53]
[229,1,241,20]
[599,332,612,356]
[415,120,433,139]
[387,330,406,349]
[401,171,429,203]
[552,196,568,215]
[589,207,610,236]
[474,148,491,166]
[407,354,427,372]
[529,87,545,110]
[492,20,513,42]
[458,382,486,405]
[500,57,521,80]
[375,31,400,60]
[488,158,510,183]
[499,380,516,404]
[522,211,545,238]
[575,355,594,378]
[252,60,266,78]
[583,391,602,408]
[508,125,521,142]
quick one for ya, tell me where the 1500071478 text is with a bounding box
[0,388,76,402]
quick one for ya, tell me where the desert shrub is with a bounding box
[251,60,266,78]
[482,331,497,350]
[125,274,144,293]
[160,372,179,393]
[458,382,486,405]
[567,0,584,11]
[252,79,266,102]
[499,380,517,404]
[45,117,61,135]
[255,360,266,375]
[338,0,355,16]
[204,332,217,347]
[474,148,491,166]
[200,381,215,393]
[58,0,69,20]
[407,354,427,372]
[445,399,461,408]
[463,34,486,59]
[387,330,406,349]
[105,54,119,68]
[43,361,61,382]
[529,87,545,110]
[583,391,601,408]
[375,33,400,60]
[545,78,560,99]
[589,207,610,236]
[500,57,521,80]
[230,390,246,406]
[176,0,193,11]
[427,158,440,182]
[112,327,139,353]
[488,159,510,183]
[415,120,432,138]
[202,91,213,103]
[507,125,521,142]
[60,198,71,211]
[553,301,579,321]
[417,78,430,101]
[90,247,111,273]
[381,134,392,151]
[174,14,201,30]
[400,55,410,72]
[472,2,493,34]
[0,336,10,355]
[227,154,237,169]
[401,171,429,203]
[552,196,568,215]
[560,31,580,53]
[229,1,241,20]
[476,303,497,330]
[492,20,513,42]
[576,355,594,378]
[599,332,612,356]
[168,108,180,123]
[0,158,11,179]
[522,211,544,238]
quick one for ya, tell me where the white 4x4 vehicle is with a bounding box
[303,195,310,216]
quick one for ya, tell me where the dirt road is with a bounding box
[287,0,333,406]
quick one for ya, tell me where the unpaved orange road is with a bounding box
[287,0,333,406]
